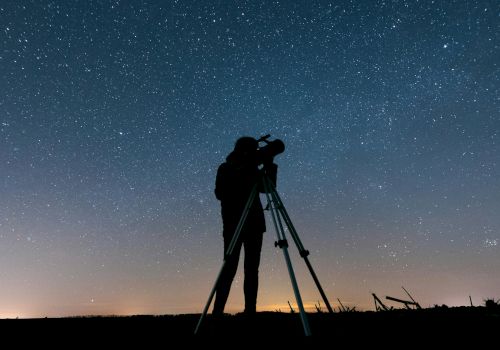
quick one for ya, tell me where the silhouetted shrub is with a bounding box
[484,299,500,310]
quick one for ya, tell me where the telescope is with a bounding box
[256,134,285,165]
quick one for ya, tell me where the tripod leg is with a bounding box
[194,184,259,335]
[262,177,312,336]
[264,175,335,314]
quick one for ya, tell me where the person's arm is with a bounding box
[214,163,227,201]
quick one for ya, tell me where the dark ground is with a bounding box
[3,307,499,345]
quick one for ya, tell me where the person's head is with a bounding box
[234,136,258,156]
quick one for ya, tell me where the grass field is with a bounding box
[4,305,499,342]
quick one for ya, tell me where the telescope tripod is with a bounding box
[194,170,333,336]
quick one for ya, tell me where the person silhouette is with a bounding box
[212,136,277,316]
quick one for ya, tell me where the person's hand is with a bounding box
[262,156,274,167]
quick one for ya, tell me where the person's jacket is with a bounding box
[215,151,277,236]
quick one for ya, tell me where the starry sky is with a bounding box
[1,1,499,318]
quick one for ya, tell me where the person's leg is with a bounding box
[213,234,243,315]
[243,231,264,314]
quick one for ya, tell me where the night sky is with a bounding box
[1,1,499,318]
